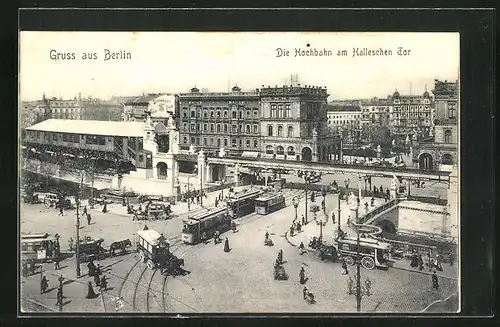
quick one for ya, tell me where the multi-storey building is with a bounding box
[360,97,392,127]
[123,93,178,124]
[389,91,434,139]
[177,86,261,157]
[260,85,341,162]
[326,105,362,144]
[415,79,458,170]
[35,93,123,122]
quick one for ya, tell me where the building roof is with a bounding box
[327,105,361,112]
[26,119,145,137]
[136,229,169,246]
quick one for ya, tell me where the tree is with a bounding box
[371,126,392,151]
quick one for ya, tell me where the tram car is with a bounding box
[182,206,231,245]
[21,233,59,263]
[255,192,286,215]
[136,229,184,270]
[226,189,264,218]
[333,236,393,270]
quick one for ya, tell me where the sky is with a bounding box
[20,32,459,101]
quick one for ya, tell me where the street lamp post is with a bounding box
[90,158,96,209]
[58,275,64,312]
[292,197,298,221]
[350,222,372,312]
[304,174,309,224]
[75,171,83,278]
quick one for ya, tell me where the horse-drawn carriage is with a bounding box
[109,239,133,257]
[77,237,107,262]
[132,202,172,221]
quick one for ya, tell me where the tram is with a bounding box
[136,229,184,270]
[255,192,286,215]
[334,236,393,270]
[21,233,59,263]
[182,206,231,245]
[226,189,264,218]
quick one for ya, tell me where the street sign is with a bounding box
[37,249,46,260]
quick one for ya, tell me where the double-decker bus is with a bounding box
[226,189,264,218]
[334,236,393,270]
[182,206,231,245]
[255,192,285,215]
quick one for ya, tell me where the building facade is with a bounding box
[389,91,434,139]
[260,85,341,162]
[123,93,178,124]
[177,86,261,157]
[415,79,458,170]
[327,105,361,146]
[35,93,123,122]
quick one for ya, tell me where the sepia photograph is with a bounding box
[19,31,460,314]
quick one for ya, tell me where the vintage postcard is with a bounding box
[19,31,460,314]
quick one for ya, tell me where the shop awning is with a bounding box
[241,151,260,158]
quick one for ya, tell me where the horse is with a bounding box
[109,239,132,256]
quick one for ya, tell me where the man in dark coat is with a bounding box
[277,249,283,264]
[87,213,91,225]
[56,286,63,306]
[83,206,87,216]
[54,255,61,270]
[102,202,108,213]
[223,237,230,252]
[86,281,97,299]
[432,271,439,290]
[40,276,48,294]
[299,266,306,284]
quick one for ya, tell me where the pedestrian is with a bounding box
[418,254,424,271]
[331,212,336,224]
[299,266,306,284]
[265,231,270,240]
[94,273,101,287]
[87,213,91,225]
[56,286,63,306]
[301,214,305,225]
[356,197,360,206]
[289,225,294,237]
[298,241,305,255]
[143,224,149,231]
[102,202,108,213]
[365,277,372,296]
[370,197,375,207]
[231,220,237,232]
[83,206,87,216]
[347,276,353,294]
[341,259,348,275]
[277,249,283,264]
[386,189,390,199]
[191,196,195,204]
[100,275,107,291]
[22,262,28,277]
[224,237,230,252]
[54,255,61,270]
[364,202,369,213]
[431,270,439,290]
[40,275,48,294]
[58,206,64,216]
[347,215,351,226]
[380,185,384,194]
[449,253,454,266]
[86,281,97,299]
[215,198,218,207]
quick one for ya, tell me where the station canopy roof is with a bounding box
[26,119,145,137]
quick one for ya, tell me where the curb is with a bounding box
[390,265,458,280]
[420,291,459,313]
[22,297,58,312]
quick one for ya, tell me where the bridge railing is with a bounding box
[359,198,402,224]
[407,195,448,206]
[207,155,449,179]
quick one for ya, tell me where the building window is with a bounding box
[444,129,452,143]
[287,126,293,137]
[271,104,276,118]
[266,145,273,154]
[190,137,195,144]
[268,125,273,136]
[246,139,250,147]
[246,110,250,117]
[196,111,201,118]
[203,110,208,118]
[191,110,195,118]
[217,139,221,147]
[217,111,221,118]
[232,124,237,133]
[183,123,188,131]
[254,139,258,148]
[232,111,237,119]
[139,155,144,162]
[196,138,200,145]
[191,123,195,131]
[183,137,187,144]
[210,138,214,145]
[287,146,295,155]
[246,125,250,133]
[239,111,242,119]
[232,139,237,147]
[254,110,258,118]
[277,146,284,155]
[239,139,243,147]
[197,124,200,131]
[223,110,228,118]
[203,138,207,145]
[448,104,457,118]
[203,123,207,131]
[216,124,221,132]
[277,125,283,137]
[285,104,291,118]
[224,124,228,133]
[210,124,214,132]
[224,139,228,146]
[253,124,258,134]
[239,124,243,133]
[210,110,215,118]
[278,104,283,118]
